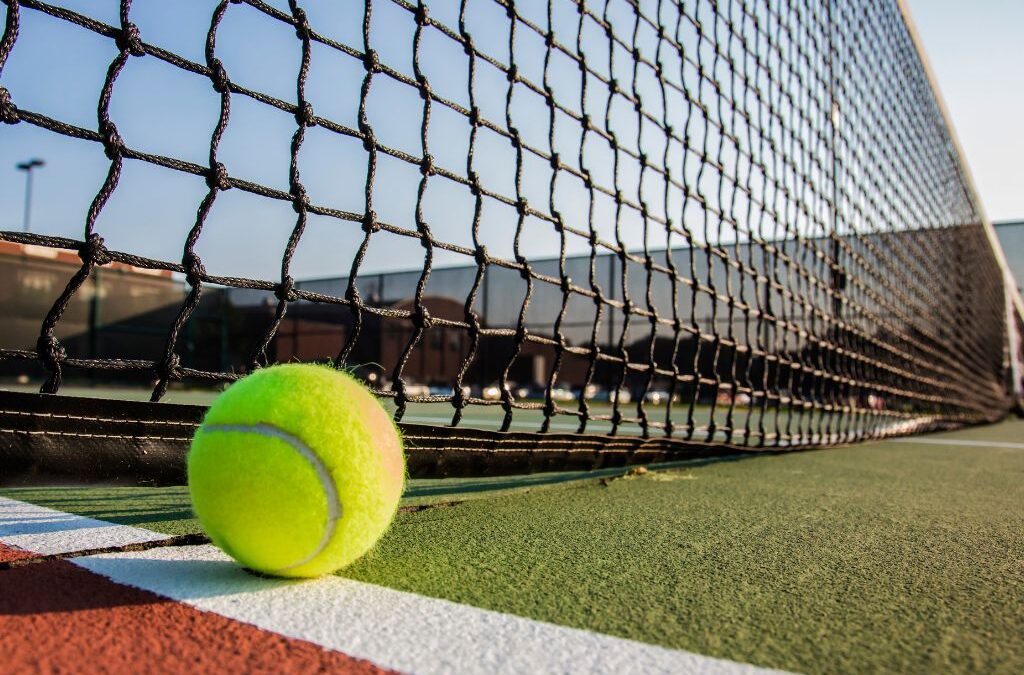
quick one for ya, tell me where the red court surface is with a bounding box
[0,543,390,674]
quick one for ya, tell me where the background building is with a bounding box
[3,225,1003,413]
[994,220,1024,294]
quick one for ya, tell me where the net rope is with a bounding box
[0,0,1013,451]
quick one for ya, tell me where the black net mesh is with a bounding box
[0,0,1015,460]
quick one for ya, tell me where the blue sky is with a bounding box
[906,0,1024,223]
[0,0,1019,284]
[1,0,668,281]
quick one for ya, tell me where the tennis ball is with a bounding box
[187,363,405,578]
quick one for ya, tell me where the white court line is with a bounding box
[0,496,169,555]
[1,497,793,675]
[78,545,791,675]
[892,438,1024,449]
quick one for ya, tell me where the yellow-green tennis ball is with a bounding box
[187,363,405,578]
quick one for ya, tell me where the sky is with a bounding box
[906,0,1024,223]
[0,0,1019,286]
[0,0,654,281]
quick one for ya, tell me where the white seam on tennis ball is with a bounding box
[203,423,341,572]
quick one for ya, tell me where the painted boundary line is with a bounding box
[0,497,794,675]
[0,496,170,555]
[892,438,1024,449]
[0,542,391,674]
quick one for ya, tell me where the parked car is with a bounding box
[592,387,632,404]
[574,383,601,400]
[402,382,431,398]
[549,386,576,402]
[512,384,575,402]
[427,385,471,398]
[514,385,544,401]
[715,390,752,406]
[644,390,674,405]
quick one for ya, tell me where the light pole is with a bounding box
[16,158,45,233]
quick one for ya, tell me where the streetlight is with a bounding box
[16,158,45,233]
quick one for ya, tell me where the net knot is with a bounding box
[118,22,145,57]
[359,121,377,151]
[0,87,19,124]
[451,382,467,408]
[462,36,475,57]
[209,58,231,94]
[608,78,619,94]
[36,334,66,370]
[78,234,111,266]
[515,196,529,215]
[415,3,429,25]
[363,48,381,73]
[416,73,431,98]
[467,170,481,195]
[206,162,231,190]
[581,114,591,131]
[549,152,560,170]
[158,352,183,381]
[362,210,380,234]
[413,307,433,330]
[560,275,573,292]
[468,105,481,126]
[290,184,310,213]
[517,262,531,282]
[183,251,206,286]
[474,245,488,265]
[276,275,296,302]
[292,8,311,40]
[506,64,518,83]
[420,153,435,176]
[295,101,316,127]
[101,120,126,160]
[345,283,363,306]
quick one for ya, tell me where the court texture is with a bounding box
[2,411,1021,674]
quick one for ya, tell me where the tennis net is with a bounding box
[0,0,1020,479]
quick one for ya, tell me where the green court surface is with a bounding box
[3,419,1022,674]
